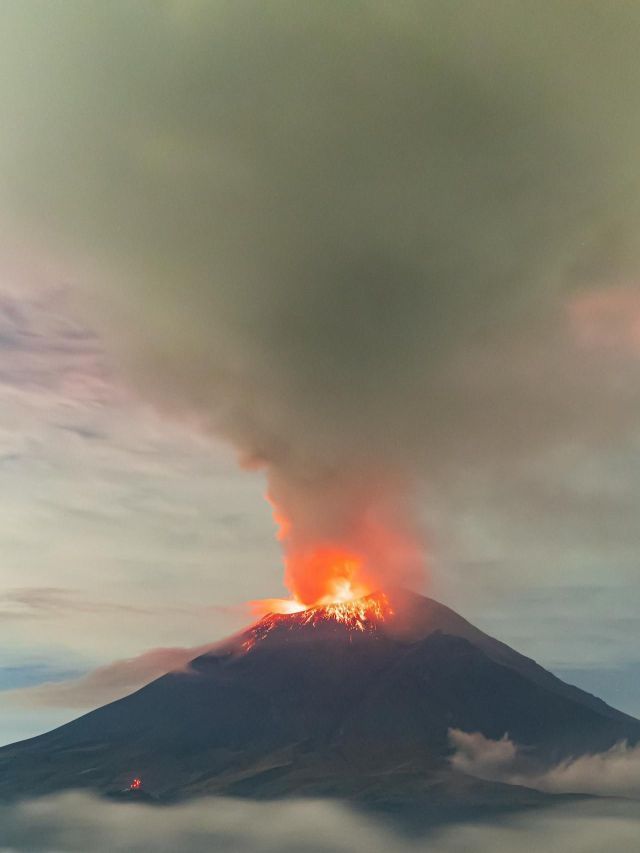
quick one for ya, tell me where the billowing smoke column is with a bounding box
[267,472,425,605]
[2,2,640,604]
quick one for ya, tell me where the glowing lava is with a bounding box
[243,591,393,651]
[263,491,382,609]
[247,490,415,650]
[252,563,374,620]
[257,571,371,618]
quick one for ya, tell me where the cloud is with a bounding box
[537,741,640,799]
[0,588,152,621]
[0,283,112,407]
[0,284,274,669]
[3,2,640,599]
[450,728,640,799]
[0,587,244,624]
[3,643,218,710]
[449,730,520,780]
[569,286,640,355]
[0,792,638,853]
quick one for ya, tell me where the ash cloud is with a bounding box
[2,2,640,592]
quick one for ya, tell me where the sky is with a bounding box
[0,0,640,752]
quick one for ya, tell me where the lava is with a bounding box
[247,490,416,651]
[264,491,379,608]
[251,538,376,619]
[256,574,372,618]
[243,591,393,651]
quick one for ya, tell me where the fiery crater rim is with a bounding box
[242,591,394,651]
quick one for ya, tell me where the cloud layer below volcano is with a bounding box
[0,793,639,853]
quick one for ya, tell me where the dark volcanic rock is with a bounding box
[0,589,638,818]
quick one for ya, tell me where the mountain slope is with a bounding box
[0,589,637,810]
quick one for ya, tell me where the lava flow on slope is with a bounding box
[243,591,393,651]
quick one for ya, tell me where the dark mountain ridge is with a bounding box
[0,589,637,823]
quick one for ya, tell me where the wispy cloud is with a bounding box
[0,279,278,676]
[0,662,81,692]
[0,284,112,405]
[450,729,640,799]
[0,587,153,621]
[3,643,219,709]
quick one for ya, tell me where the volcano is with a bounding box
[1,589,638,824]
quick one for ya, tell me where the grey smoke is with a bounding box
[2,2,640,593]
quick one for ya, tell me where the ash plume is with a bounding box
[2,2,640,595]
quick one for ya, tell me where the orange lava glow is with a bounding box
[250,488,422,644]
[263,491,379,610]
[243,592,393,651]
[295,591,392,629]
[251,550,374,618]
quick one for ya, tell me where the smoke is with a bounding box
[450,729,640,799]
[2,2,640,597]
[0,792,639,853]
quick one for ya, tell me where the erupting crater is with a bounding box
[243,591,393,651]
[2,587,639,808]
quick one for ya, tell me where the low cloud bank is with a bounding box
[450,728,640,799]
[0,793,638,853]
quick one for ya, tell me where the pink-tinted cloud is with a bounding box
[4,642,219,709]
[569,287,640,356]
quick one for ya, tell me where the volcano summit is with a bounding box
[1,590,638,824]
